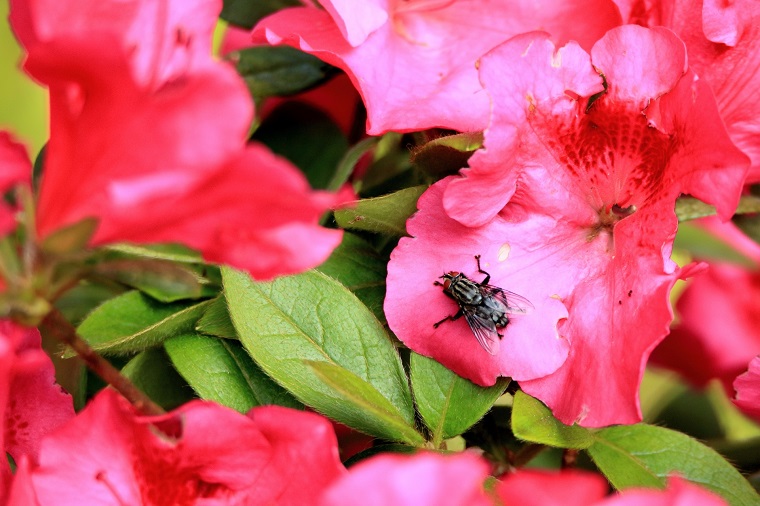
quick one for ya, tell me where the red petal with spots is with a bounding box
[320,452,491,506]
[733,356,760,422]
[392,27,748,426]
[28,390,277,505]
[1,321,74,472]
[651,218,760,391]
[495,470,609,506]
[252,0,621,134]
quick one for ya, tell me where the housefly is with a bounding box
[434,255,533,355]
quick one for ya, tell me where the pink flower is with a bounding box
[22,390,345,505]
[617,0,760,182]
[0,321,74,502]
[733,356,760,422]
[599,476,727,506]
[0,133,31,236]
[387,26,748,426]
[8,0,350,279]
[650,217,760,391]
[251,0,622,134]
[495,469,609,505]
[320,452,491,506]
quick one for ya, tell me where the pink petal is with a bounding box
[733,356,760,422]
[495,470,609,506]
[252,0,621,134]
[600,476,727,506]
[0,133,32,235]
[245,406,345,505]
[320,452,491,506]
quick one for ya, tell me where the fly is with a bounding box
[434,255,533,355]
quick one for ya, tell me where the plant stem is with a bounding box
[562,449,579,468]
[511,443,546,468]
[40,308,165,416]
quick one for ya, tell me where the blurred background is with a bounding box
[2,1,50,155]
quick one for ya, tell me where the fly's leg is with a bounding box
[433,310,463,328]
[474,254,491,285]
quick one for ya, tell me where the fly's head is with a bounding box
[437,271,462,292]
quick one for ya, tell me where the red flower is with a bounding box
[320,452,491,506]
[599,476,727,506]
[495,469,609,505]
[733,356,760,423]
[650,217,760,391]
[8,0,350,279]
[0,133,31,236]
[251,0,622,134]
[0,321,74,502]
[22,390,344,505]
[387,26,748,426]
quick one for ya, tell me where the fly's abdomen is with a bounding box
[448,278,483,305]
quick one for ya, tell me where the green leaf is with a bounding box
[343,444,419,468]
[220,0,301,29]
[674,222,756,267]
[91,259,208,302]
[676,194,760,222]
[121,348,195,410]
[165,333,300,413]
[104,243,204,263]
[334,185,427,236]
[73,291,211,356]
[326,137,379,192]
[410,353,507,446]
[40,218,97,255]
[254,102,348,190]
[588,424,758,505]
[223,267,422,444]
[196,296,238,339]
[233,46,335,104]
[511,391,594,449]
[307,361,424,445]
[317,233,387,323]
[411,132,483,178]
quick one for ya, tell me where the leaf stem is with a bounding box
[40,308,165,416]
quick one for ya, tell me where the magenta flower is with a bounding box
[733,356,760,423]
[599,476,727,506]
[650,218,760,391]
[496,469,609,506]
[251,0,622,134]
[0,322,74,502]
[387,26,749,426]
[320,452,491,506]
[8,0,349,280]
[21,390,345,505]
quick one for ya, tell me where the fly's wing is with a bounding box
[463,309,500,355]
[488,287,534,315]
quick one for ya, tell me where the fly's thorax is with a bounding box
[446,274,483,305]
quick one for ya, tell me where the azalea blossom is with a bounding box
[251,0,622,134]
[616,0,760,182]
[733,355,760,423]
[387,26,748,426]
[0,321,74,503]
[495,469,610,506]
[320,452,491,506]
[599,476,727,506]
[18,389,345,505]
[8,0,350,280]
[650,217,760,391]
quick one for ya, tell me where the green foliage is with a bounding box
[334,186,427,236]
[410,353,508,446]
[195,296,238,339]
[220,0,302,29]
[223,267,423,444]
[121,348,195,410]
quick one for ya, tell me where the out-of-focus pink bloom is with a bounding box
[320,452,491,506]
[651,217,760,391]
[0,133,31,235]
[496,469,609,505]
[599,476,727,506]
[0,321,74,503]
[616,0,760,182]
[23,390,345,505]
[497,471,726,506]
[8,0,350,280]
[733,356,760,422]
[388,26,748,426]
[251,0,621,134]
